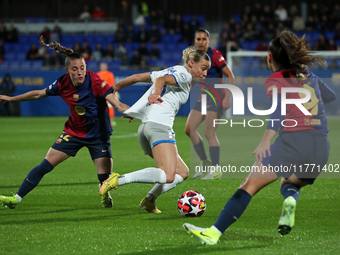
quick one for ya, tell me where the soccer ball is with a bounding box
[177,190,206,217]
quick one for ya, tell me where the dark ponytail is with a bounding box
[39,35,82,67]
[268,31,325,74]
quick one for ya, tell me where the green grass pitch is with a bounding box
[0,116,339,254]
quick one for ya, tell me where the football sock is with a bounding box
[146,174,184,202]
[213,189,252,233]
[210,225,222,236]
[98,173,110,186]
[280,183,301,201]
[193,140,207,161]
[15,194,22,203]
[118,167,167,186]
[209,146,220,166]
[17,159,54,198]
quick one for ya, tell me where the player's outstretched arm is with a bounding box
[114,72,151,92]
[105,93,130,114]
[0,89,47,102]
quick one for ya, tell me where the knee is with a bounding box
[184,125,190,137]
[204,129,215,140]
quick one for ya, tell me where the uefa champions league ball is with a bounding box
[177,190,206,217]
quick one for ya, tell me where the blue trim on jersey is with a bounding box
[171,74,180,87]
[152,140,176,146]
[103,87,114,98]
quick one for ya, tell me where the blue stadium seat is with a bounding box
[161,52,172,61]
[231,14,242,24]
[3,43,12,52]
[0,61,10,69]
[12,44,22,52]
[18,35,30,43]
[87,62,99,70]
[304,31,320,41]
[108,60,121,69]
[5,53,16,61]
[16,53,27,60]
[161,33,171,42]
[10,61,21,69]
[166,43,177,52]
[73,35,85,43]
[182,15,192,24]
[31,60,43,69]
[177,42,189,51]
[28,35,39,43]
[239,41,252,50]
[20,61,31,69]
[172,33,182,42]
[105,35,114,42]
[95,35,106,44]
[167,59,180,67]
[147,59,157,66]
[197,15,206,26]
[325,31,335,40]
[155,43,166,52]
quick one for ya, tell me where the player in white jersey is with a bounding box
[100,46,211,213]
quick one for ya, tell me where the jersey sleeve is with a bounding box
[172,71,192,90]
[318,79,336,103]
[45,79,60,96]
[90,71,114,98]
[212,49,227,71]
[150,71,159,83]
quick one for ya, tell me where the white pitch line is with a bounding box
[111,133,138,139]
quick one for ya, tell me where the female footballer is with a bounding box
[0,37,130,209]
[99,46,211,213]
[183,30,336,244]
[184,28,235,179]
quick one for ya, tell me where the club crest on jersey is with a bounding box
[73,94,79,101]
[180,73,187,81]
[101,81,107,88]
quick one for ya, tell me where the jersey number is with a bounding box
[299,84,319,115]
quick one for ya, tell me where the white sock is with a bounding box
[15,194,22,203]
[146,174,184,202]
[211,225,222,236]
[118,167,167,186]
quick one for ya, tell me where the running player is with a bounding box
[0,37,130,209]
[97,62,118,125]
[99,46,211,213]
[183,30,336,245]
[184,28,235,179]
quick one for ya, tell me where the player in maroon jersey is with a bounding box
[184,28,235,179]
[183,30,336,244]
[0,37,130,209]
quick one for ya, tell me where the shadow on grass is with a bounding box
[123,243,270,255]
[1,181,99,189]
[0,211,138,225]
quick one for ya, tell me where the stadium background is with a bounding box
[0,0,339,116]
